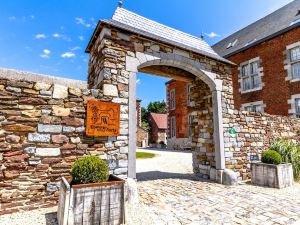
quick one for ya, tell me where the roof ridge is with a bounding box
[213,0,297,47]
[113,7,207,43]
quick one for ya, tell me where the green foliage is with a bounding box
[270,139,300,179]
[261,150,282,165]
[141,101,167,130]
[136,152,156,159]
[71,156,109,185]
[147,101,167,114]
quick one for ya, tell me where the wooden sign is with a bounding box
[86,100,120,136]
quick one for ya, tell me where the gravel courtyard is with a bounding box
[1,148,300,225]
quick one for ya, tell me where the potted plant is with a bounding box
[251,150,294,189]
[57,156,125,225]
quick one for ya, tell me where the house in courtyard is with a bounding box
[148,113,167,146]
[167,0,300,149]
[136,99,148,147]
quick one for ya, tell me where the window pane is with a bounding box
[296,99,300,114]
[253,105,262,113]
[292,63,300,79]
[291,47,300,62]
[242,64,250,77]
[244,106,253,112]
[251,62,259,74]
[243,77,251,90]
[252,74,261,89]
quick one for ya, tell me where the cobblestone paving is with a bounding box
[1,149,300,225]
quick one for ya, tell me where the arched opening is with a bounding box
[126,53,225,181]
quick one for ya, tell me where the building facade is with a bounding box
[148,113,167,145]
[213,0,300,117]
[166,80,193,150]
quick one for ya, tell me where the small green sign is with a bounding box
[228,128,237,136]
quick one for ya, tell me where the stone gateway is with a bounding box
[0,6,300,215]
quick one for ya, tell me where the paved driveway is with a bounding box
[131,148,300,225]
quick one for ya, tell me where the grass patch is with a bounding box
[136,152,156,159]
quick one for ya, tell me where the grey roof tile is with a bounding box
[86,7,232,64]
[213,0,300,57]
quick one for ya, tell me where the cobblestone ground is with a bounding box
[1,148,300,225]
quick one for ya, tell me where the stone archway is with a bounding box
[85,7,235,183]
[125,52,225,180]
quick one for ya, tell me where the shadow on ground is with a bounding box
[137,171,212,182]
[45,212,58,225]
[138,147,192,154]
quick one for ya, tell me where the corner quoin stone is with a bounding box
[103,84,118,97]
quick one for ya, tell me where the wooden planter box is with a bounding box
[251,162,294,189]
[58,175,125,225]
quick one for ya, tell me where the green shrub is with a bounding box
[71,156,109,185]
[261,150,282,165]
[270,139,300,180]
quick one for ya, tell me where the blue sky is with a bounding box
[0,0,293,107]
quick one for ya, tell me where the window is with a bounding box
[290,47,300,79]
[170,117,176,138]
[295,99,300,117]
[187,84,192,106]
[170,89,175,110]
[244,104,263,113]
[226,39,238,49]
[241,61,261,91]
[188,114,193,138]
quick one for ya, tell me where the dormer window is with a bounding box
[226,39,238,49]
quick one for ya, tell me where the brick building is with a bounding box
[148,113,167,145]
[165,80,193,150]
[213,0,300,116]
[167,0,300,142]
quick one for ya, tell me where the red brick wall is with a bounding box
[166,80,192,138]
[228,26,300,116]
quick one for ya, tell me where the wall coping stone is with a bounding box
[0,68,87,89]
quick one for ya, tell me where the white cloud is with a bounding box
[136,79,141,85]
[8,16,16,21]
[79,36,84,41]
[75,17,91,28]
[52,33,61,38]
[205,32,220,38]
[61,52,76,58]
[70,46,81,51]
[40,49,51,58]
[30,15,35,19]
[35,33,47,39]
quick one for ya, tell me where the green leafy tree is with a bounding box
[141,101,167,131]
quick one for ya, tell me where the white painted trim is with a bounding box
[285,42,300,82]
[241,100,266,113]
[170,89,176,110]
[170,116,176,139]
[238,56,264,93]
[288,94,300,115]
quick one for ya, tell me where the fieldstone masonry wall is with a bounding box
[0,69,128,214]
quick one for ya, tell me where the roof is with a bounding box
[149,113,167,130]
[86,7,232,64]
[213,0,300,58]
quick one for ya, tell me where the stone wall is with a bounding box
[224,110,300,180]
[0,69,129,215]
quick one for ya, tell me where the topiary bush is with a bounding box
[71,156,109,185]
[261,150,282,165]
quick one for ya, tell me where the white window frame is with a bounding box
[241,101,265,113]
[238,57,264,93]
[188,114,193,138]
[187,84,193,106]
[288,94,300,117]
[170,89,175,110]
[170,116,176,138]
[285,41,300,82]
